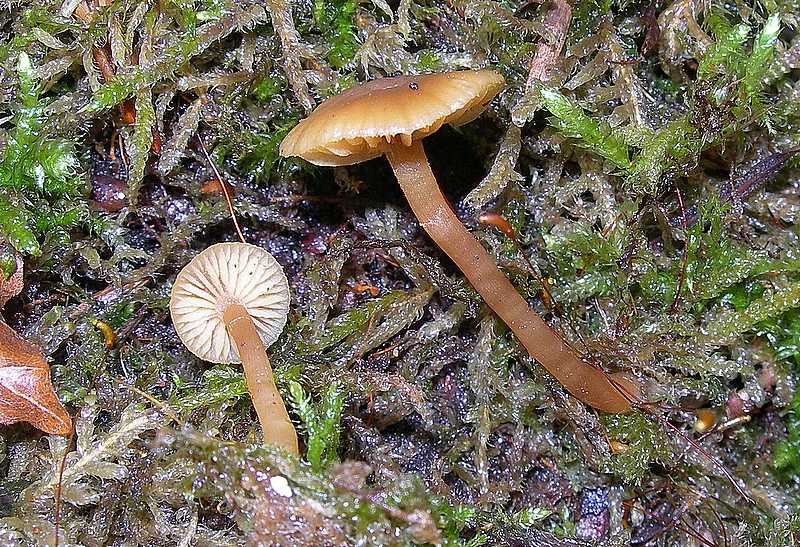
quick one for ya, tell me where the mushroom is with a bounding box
[280,70,634,413]
[170,242,298,453]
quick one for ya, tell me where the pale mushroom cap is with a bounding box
[279,69,505,167]
[170,242,290,364]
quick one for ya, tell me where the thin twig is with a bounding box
[669,184,689,313]
[705,497,729,547]
[53,427,74,547]
[122,385,182,425]
[526,0,572,86]
[679,514,718,547]
[197,138,246,243]
[672,147,800,229]
[647,410,753,503]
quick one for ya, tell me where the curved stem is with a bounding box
[386,141,633,413]
[223,304,299,453]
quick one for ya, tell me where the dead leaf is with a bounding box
[0,255,23,308]
[0,320,72,435]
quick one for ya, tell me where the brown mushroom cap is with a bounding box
[279,69,505,166]
[170,242,290,364]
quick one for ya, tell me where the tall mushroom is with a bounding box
[280,70,634,413]
[170,242,298,453]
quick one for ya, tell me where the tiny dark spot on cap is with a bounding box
[409,82,419,90]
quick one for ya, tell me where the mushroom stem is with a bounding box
[223,303,299,453]
[386,141,632,413]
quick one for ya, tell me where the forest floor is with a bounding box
[1,0,800,545]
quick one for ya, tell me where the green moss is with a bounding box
[313,0,358,69]
[602,412,671,483]
[773,390,800,477]
[103,301,137,329]
[697,16,749,82]
[0,53,85,256]
[625,15,783,196]
[237,125,294,182]
[628,118,701,194]
[301,291,406,353]
[288,381,345,470]
[85,4,267,114]
[216,116,298,183]
[0,248,16,279]
[639,268,678,307]
[702,280,800,345]
[126,87,156,207]
[85,71,149,115]
[251,75,285,103]
[0,201,37,255]
[569,0,611,42]
[436,503,481,546]
[545,220,629,303]
[166,0,199,33]
[415,51,442,72]
[760,308,800,369]
[174,365,248,413]
[719,282,767,313]
[680,196,775,304]
[540,89,631,171]
[742,14,781,104]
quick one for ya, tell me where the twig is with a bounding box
[53,427,74,547]
[731,147,800,202]
[123,385,182,425]
[670,184,689,312]
[197,138,246,243]
[679,514,718,547]
[646,409,753,503]
[526,0,572,86]
[672,147,800,228]
[705,497,729,547]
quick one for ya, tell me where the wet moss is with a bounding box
[1,0,800,543]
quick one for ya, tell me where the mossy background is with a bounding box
[1,0,800,544]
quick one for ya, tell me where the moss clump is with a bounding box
[602,413,671,483]
[2,0,800,544]
[541,88,631,171]
[0,53,85,256]
[313,0,358,69]
[288,380,345,471]
[773,391,800,477]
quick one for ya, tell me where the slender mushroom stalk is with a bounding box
[387,141,630,412]
[223,304,298,453]
[280,70,636,413]
[170,243,299,453]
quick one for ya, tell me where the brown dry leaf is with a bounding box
[0,255,23,308]
[0,320,72,435]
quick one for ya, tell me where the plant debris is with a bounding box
[0,321,71,436]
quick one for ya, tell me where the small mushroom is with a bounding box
[170,242,298,453]
[280,70,633,413]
